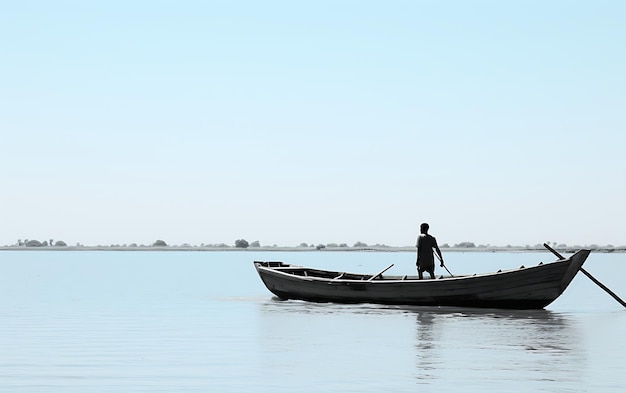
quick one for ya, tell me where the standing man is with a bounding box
[416,223,444,279]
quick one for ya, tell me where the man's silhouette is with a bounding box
[416,223,444,279]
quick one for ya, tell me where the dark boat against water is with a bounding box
[254,249,591,310]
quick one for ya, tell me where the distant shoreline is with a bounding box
[1,245,624,253]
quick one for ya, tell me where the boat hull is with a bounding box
[254,250,590,310]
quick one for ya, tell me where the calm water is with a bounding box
[0,250,624,392]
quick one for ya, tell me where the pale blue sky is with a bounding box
[2,1,625,247]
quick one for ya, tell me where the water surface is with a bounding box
[0,250,624,392]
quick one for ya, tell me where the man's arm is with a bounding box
[434,239,444,267]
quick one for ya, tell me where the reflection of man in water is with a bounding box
[416,223,444,279]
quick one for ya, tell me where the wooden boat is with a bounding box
[254,249,591,310]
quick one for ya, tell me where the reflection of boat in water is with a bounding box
[409,307,583,387]
[254,250,590,310]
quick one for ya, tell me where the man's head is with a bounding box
[420,223,429,234]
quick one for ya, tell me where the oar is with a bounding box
[367,264,394,281]
[579,268,626,308]
[543,243,565,260]
[543,243,626,308]
[434,252,453,277]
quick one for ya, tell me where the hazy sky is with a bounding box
[2,1,625,247]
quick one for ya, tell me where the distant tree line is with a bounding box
[228,240,386,249]
[17,239,67,247]
[9,238,473,249]
[450,242,476,248]
[8,239,622,250]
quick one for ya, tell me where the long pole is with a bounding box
[434,252,453,277]
[579,267,626,308]
[543,243,626,308]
